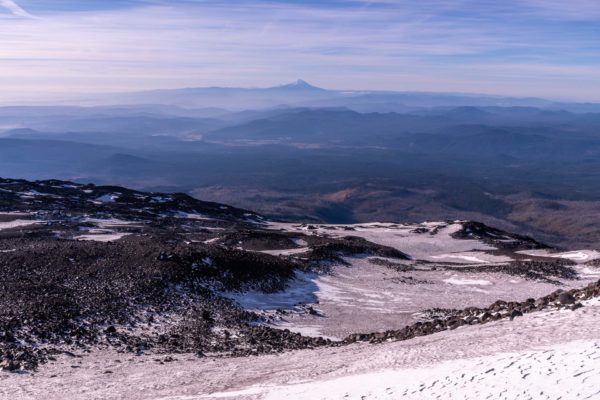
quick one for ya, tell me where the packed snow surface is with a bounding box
[224,258,597,339]
[3,296,599,400]
[208,340,600,400]
[518,249,600,263]
[268,221,496,261]
[443,277,493,286]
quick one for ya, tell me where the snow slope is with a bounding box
[223,257,599,339]
[209,340,600,400]
[3,298,599,400]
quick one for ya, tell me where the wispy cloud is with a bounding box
[0,1,600,102]
[523,0,600,20]
[0,0,33,18]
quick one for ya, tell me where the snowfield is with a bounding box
[269,221,502,263]
[3,298,599,400]
[223,257,599,339]
[206,340,600,400]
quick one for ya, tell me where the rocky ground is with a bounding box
[0,178,599,399]
[0,178,421,372]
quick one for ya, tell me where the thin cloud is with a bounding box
[524,0,600,20]
[0,1,600,102]
[0,0,34,18]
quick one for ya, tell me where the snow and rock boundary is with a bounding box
[0,176,599,386]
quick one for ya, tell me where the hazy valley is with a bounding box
[3,82,600,249]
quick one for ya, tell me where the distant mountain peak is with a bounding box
[293,79,311,87]
[275,79,325,91]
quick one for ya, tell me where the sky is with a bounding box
[1,0,600,103]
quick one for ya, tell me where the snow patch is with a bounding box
[83,218,141,228]
[74,232,130,242]
[259,247,310,256]
[95,194,120,203]
[268,221,496,260]
[518,249,600,263]
[429,251,510,264]
[0,219,42,231]
[223,272,318,310]
[444,278,493,286]
[151,196,171,204]
[18,190,47,197]
[172,211,215,221]
[292,238,308,246]
[579,267,600,277]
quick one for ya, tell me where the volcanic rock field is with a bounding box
[0,177,599,399]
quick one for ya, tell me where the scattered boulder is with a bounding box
[509,310,523,320]
[571,303,583,311]
[558,292,576,305]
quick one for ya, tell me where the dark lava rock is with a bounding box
[571,303,583,311]
[0,178,339,371]
[452,221,549,251]
[445,260,577,283]
[558,292,576,305]
[307,236,409,264]
[509,310,523,320]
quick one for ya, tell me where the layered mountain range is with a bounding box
[3,83,600,249]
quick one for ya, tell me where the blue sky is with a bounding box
[1,0,600,102]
